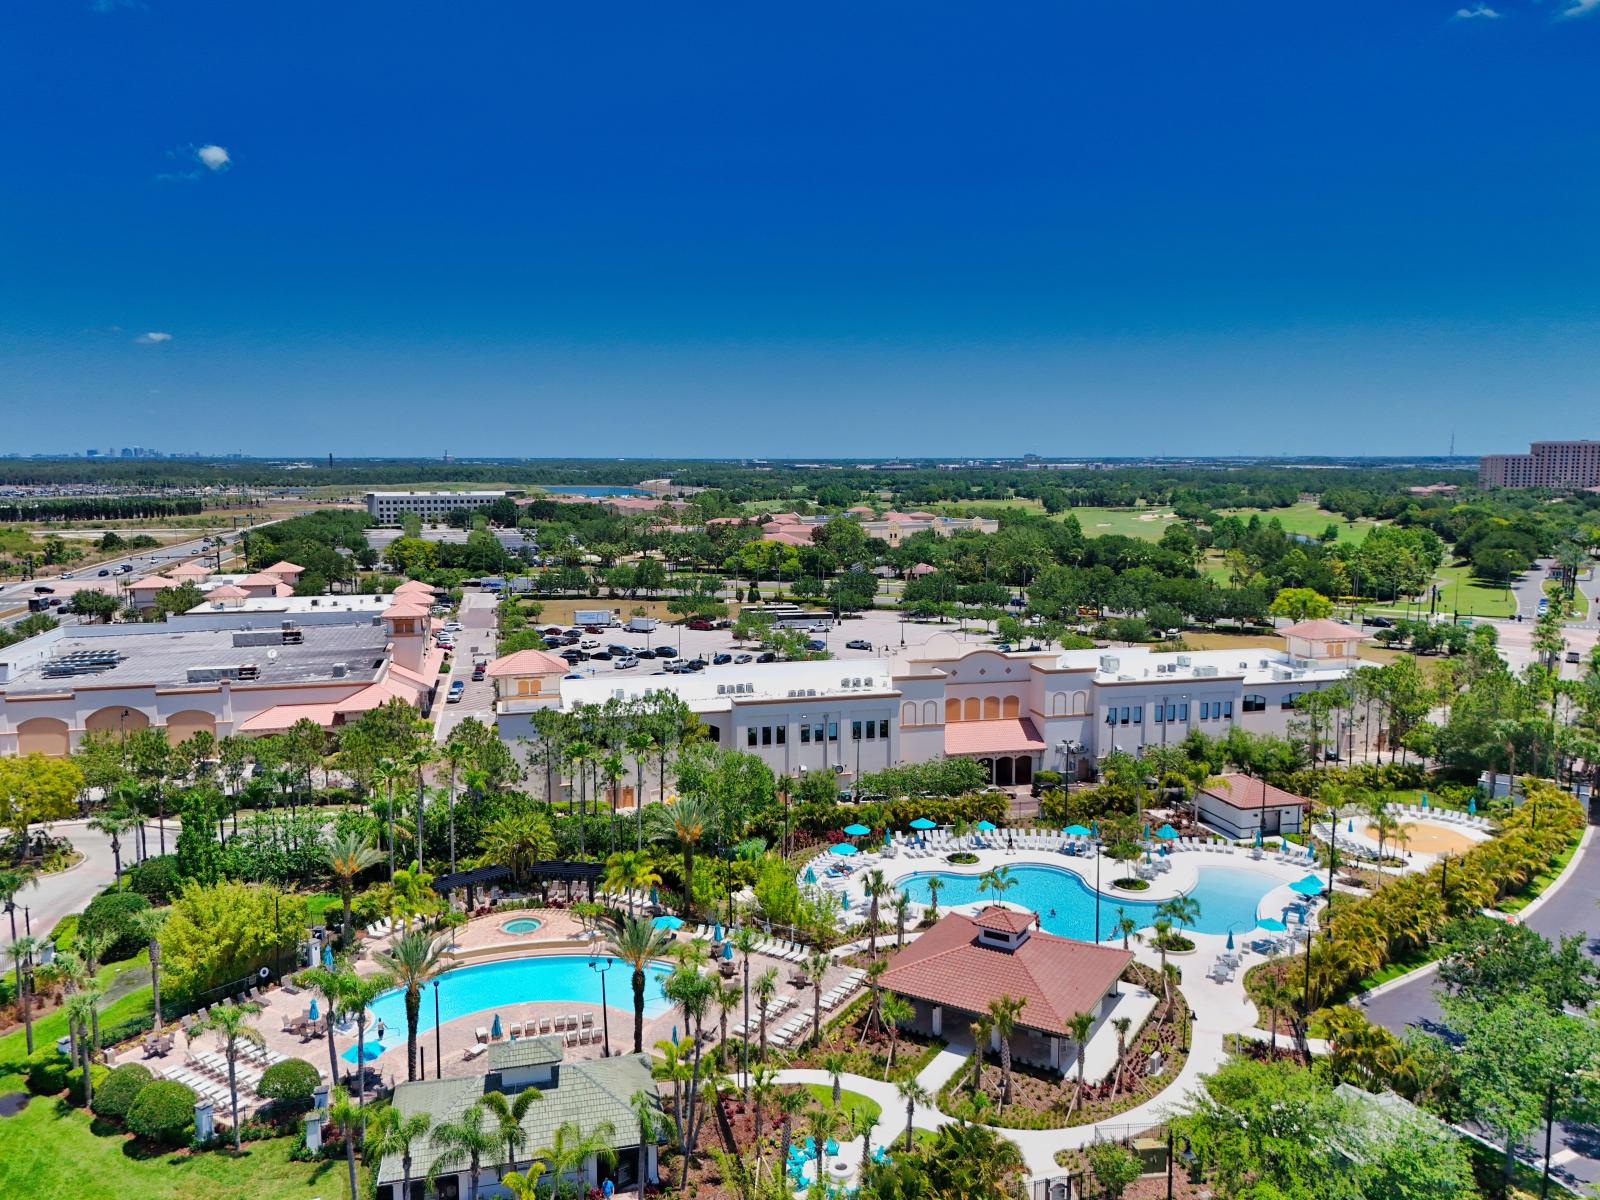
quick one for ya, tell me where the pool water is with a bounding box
[502,917,544,935]
[349,954,675,1059]
[894,864,1278,942]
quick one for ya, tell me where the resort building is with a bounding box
[0,596,441,754]
[879,906,1133,1076]
[1479,440,1600,489]
[1195,772,1310,840]
[490,622,1358,800]
[373,1039,663,1200]
[366,490,510,524]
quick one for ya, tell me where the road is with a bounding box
[432,589,500,741]
[1361,828,1600,1189]
[1,819,122,964]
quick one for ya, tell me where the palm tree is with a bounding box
[968,1018,988,1095]
[821,1050,850,1107]
[1110,1015,1132,1097]
[325,1086,364,1200]
[629,1088,663,1191]
[88,805,137,887]
[301,965,351,1082]
[201,1001,265,1149]
[850,1105,878,1172]
[732,927,761,1081]
[325,829,384,944]
[1151,917,1175,1001]
[807,1104,841,1175]
[1156,894,1200,935]
[375,929,449,1082]
[717,981,741,1049]
[986,994,1024,1107]
[925,873,944,920]
[376,756,402,880]
[863,868,889,958]
[65,991,99,1108]
[537,1119,617,1193]
[894,1079,930,1151]
[806,949,830,1046]
[880,993,914,1076]
[369,1107,433,1200]
[892,892,912,948]
[774,1087,809,1168]
[667,796,713,915]
[606,916,673,1053]
[1257,972,1298,1054]
[340,970,393,1110]
[430,1101,500,1200]
[402,745,436,872]
[0,865,38,1049]
[977,865,1016,900]
[10,934,38,1054]
[624,727,653,850]
[754,966,778,1062]
[1067,1009,1094,1097]
[749,1062,777,1158]
[603,849,660,918]
[1113,908,1139,950]
[482,1088,543,1178]
[129,908,167,1032]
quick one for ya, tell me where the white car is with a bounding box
[579,638,600,650]
[442,621,464,632]
[615,656,640,669]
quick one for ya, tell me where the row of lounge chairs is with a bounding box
[1388,802,1492,830]
[768,1008,816,1047]
[819,968,866,1012]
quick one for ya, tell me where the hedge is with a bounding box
[258,1058,320,1109]
[79,890,152,962]
[25,1049,72,1095]
[126,855,183,904]
[793,792,1009,838]
[66,1063,109,1106]
[93,1062,155,1121]
[127,1079,197,1145]
[48,913,80,950]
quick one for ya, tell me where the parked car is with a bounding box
[471,661,487,680]
[734,653,753,664]
[1567,650,1581,664]
[442,621,464,632]
[654,646,678,659]
[579,638,600,650]
[615,656,640,669]
[606,644,631,657]
[588,650,613,661]
[1365,616,1394,628]
[687,618,715,631]
[684,658,708,671]
[756,652,777,663]
[712,653,732,665]
[446,681,466,703]
[805,639,826,652]
[845,639,872,650]
[32,585,53,594]
[61,572,74,579]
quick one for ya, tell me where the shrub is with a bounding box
[93,1062,155,1121]
[257,1058,321,1110]
[127,855,183,904]
[25,1049,72,1095]
[48,913,80,951]
[79,890,152,961]
[127,1079,197,1145]
[66,1064,110,1106]
[1086,1140,1142,1199]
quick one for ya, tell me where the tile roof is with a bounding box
[236,702,341,733]
[377,1053,661,1185]
[943,717,1047,757]
[971,905,1036,934]
[237,572,286,587]
[878,911,1132,1036]
[128,575,177,589]
[487,1036,564,1070]
[487,648,570,677]
[264,560,304,574]
[1280,619,1361,640]
[395,579,436,595]
[167,562,211,577]
[204,584,248,600]
[1203,772,1311,810]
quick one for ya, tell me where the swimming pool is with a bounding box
[501,917,544,935]
[350,954,675,1059]
[894,864,1279,942]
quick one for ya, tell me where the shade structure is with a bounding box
[308,999,319,1021]
[1290,875,1325,896]
[1257,917,1288,932]
[909,818,938,831]
[652,914,685,930]
[842,823,872,837]
[1155,823,1179,839]
[491,1012,503,1039]
[803,866,817,884]
[828,842,859,856]
[1064,823,1092,837]
[975,820,998,831]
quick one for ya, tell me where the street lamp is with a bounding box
[588,956,613,1056]
[433,980,442,1079]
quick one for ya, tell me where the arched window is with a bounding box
[901,702,918,727]
[982,697,1000,720]
[1071,690,1090,715]
[923,700,938,725]
[1001,696,1020,719]
[1242,694,1266,713]
[945,698,962,724]
[1050,692,1068,716]
[964,697,982,721]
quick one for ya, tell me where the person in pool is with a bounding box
[375,1019,386,1041]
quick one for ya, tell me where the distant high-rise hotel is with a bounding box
[1479,440,1600,489]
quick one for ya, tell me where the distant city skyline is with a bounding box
[2,3,1596,457]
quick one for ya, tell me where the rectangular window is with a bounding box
[800,725,811,744]
[1223,700,1233,718]
[776,725,787,745]
[1119,706,1130,725]
[762,726,773,746]
[746,727,758,747]
[1178,703,1189,721]
[851,720,863,741]
[1106,709,1117,725]
[865,721,876,740]
[1153,706,1164,724]
[1132,706,1142,724]
[879,719,889,739]
[815,723,826,743]
[827,721,838,742]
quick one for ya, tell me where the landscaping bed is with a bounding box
[785,990,946,1084]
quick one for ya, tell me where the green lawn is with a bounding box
[0,1072,345,1200]
[0,951,154,1071]
[804,1083,883,1122]
[1431,561,1516,619]
[1216,501,1379,545]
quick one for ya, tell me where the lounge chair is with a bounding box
[475,1026,489,1044]
[463,1042,488,1060]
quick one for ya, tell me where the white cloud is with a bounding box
[196,144,230,171]
[134,331,172,345]
[1453,3,1501,17]
[158,144,232,182]
[1556,0,1599,18]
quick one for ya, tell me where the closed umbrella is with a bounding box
[309,998,319,1021]
[803,866,817,884]
[1255,828,1263,848]
[1468,796,1477,815]
[491,1012,503,1039]
[841,892,850,910]
[722,941,733,961]
[975,820,998,832]
[653,914,685,931]
[1143,822,1150,839]
[322,944,335,968]
[843,823,872,837]
[909,818,938,831]
[1421,792,1429,810]
[1225,929,1234,950]
[1091,820,1099,837]
[829,842,859,856]
[713,920,722,941]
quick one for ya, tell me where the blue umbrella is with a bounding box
[975,820,998,832]
[650,886,659,905]
[671,1025,678,1045]
[825,1138,839,1155]
[1468,796,1477,815]
[1421,792,1429,810]
[1258,917,1288,932]
[803,866,817,884]
[722,941,733,960]
[1255,828,1263,848]
[1225,929,1234,950]
[322,944,335,968]
[1143,822,1150,839]
[491,1012,503,1039]
[1306,842,1316,858]
[309,998,319,1021]
[1347,818,1353,833]
[909,818,937,831]
[1091,820,1099,836]
[1145,847,1152,864]
[1064,823,1092,837]
[841,892,850,910]
[653,914,685,930]
[713,920,723,941]
[843,823,871,837]
[829,842,859,856]
[1290,875,1324,896]
[1155,823,1179,839]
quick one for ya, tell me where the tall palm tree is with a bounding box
[87,805,137,887]
[1257,972,1298,1054]
[894,1079,930,1151]
[731,927,761,1081]
[968,1018,988,1095]
[892,892,912,948]
[925,873,944,920]
[130,908,167,1032]
[880,993,914,1076]
[429,1101,500,1200]
[325,830,384,944]
[482,1088,543,1178]
[376,756,401,881]
[986,994,1024,1107]
[754,966,778,1062]
[65,990,99,1108]
[774,1087,809,1168]
[375,929,450,1082]
[863,868,889,958]
[1113,908,1139,950]
[624,728,653,851]
[402,745,436,872]
[629,1088,663,1191]
[606,916,673,1053]
[325,1086,364,1200]
[667,796,713,916]
[1067,1009,1094,1097]
[340,970,393,1110]
[821,1050,851,1107]
[806,949,831,1047]
[369,1107,433,1200]
[10,934,38,1055]
[301,965,352,1082]
[749,1063,777,1159]
[603,849,659,918]
[201,1001,265,1149]
[1110,1015,1132,1096]
[0,865,38,1049]
[850,1105,878,1172]
[536,1119,617,1194]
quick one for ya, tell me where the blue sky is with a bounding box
[2,1,1597,459]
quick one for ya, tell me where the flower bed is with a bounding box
[785,990,946,1084]
[1112,877,1150,892]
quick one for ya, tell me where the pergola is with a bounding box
[525,859,605,903]
[431,864,511,908]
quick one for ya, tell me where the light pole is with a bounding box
[588,956,613,1056]
[433,980,442,1079]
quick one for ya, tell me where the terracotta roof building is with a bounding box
[1197,771,1310,840]
[879,905,1132,1074]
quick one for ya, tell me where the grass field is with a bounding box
[1431,561,1516,619]
[803,1083,883,1122]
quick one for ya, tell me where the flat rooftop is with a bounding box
[1,622,390,694]
[185,593,396,616]
[560,657,895,712]
[1050,644,1352,685]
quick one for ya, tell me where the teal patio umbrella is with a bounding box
[722,941,733,960]
[975,820,998,832]
[1421,792,1430,810]
[843,823,872,837]
[1155,823,1178,839]
[909,818,937,831]
[1254,828,1263,848]
[803,866,817,884]
[1143,822,1150,839]
[829,842,859,856]
[1290,875,1324,896]
[1225,928,1234,949]
[1468,796,1477,815]
[308,998,319,1021]
[491,1012,503,1039]
[1257,917,1288,932]
[1064,824,1092,837]
[653,914,685,930]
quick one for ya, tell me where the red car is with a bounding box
[687,618,714,631]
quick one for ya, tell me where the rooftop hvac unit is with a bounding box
[1098,655,1120,673]
[718,685,728,695]
[1194,665,1219,677]
[331,662,347,678]
[1175,655,1192,667]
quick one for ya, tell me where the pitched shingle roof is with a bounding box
[1202,772,1311,810]
[1280,618,1360,640]
[487,1036,563,1070]
[878,911,1132,1036]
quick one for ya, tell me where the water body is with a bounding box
[541,485,649,496]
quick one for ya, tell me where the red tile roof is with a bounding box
[1280,618,1360,640]
[486,648,570,677]
[971,906,1036,934]
[880,911,1132,1035]
[1203,772,1311,810]
[943,717,1046,757]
